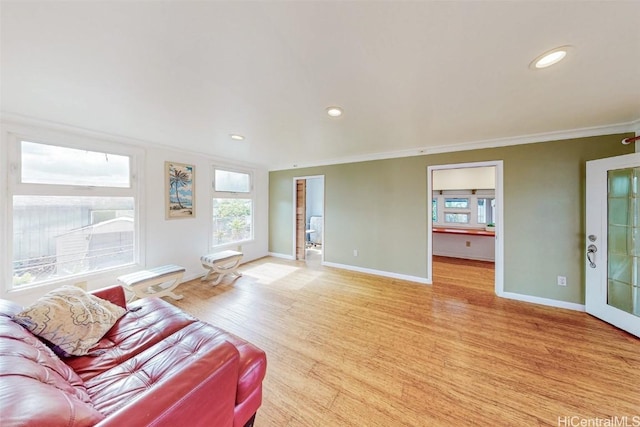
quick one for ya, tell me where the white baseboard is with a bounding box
[265,255,584,310]
[180,272,205,283]
[499,291,585,311]
[268,252,295,260]
[322,261,431,285]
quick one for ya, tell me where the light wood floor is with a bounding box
[171,255,639,427]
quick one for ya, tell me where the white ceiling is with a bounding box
[1,1,639,170]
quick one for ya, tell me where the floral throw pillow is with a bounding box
[13,285,127,356]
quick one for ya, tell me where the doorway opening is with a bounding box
[293,175,325,265]
[427,161,504,295]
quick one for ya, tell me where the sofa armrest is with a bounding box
[91,285,126,309]
[0,298,23,317]
[92,331,240,427]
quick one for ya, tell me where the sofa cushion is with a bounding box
[66,297,198,381]
[0,315,104,426]
[85,321,239,419]
[13,285,126,356]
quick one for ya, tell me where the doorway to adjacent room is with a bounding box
[427,161,504,295]
[293,175,325,264]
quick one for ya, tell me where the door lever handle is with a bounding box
[587,244,597,268]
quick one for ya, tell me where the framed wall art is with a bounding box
[165,161,195,219]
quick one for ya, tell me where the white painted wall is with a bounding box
[432,233,495,261]
[432,166,495,190]
[0,118,269,305]
[143,146,268,276]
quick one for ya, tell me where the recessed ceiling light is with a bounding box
[229,134,245,141]
[530,46,572,69]
[326,106,343,117]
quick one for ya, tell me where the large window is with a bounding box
[432,190,495,228]
[9,140,139,289]
[212,168,253,247]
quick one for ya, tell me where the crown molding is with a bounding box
[269,119,640,171]
[2,111,636,173]
[0,112,265,171]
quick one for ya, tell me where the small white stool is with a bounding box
[117,264,185,301]
[200,250,243,285]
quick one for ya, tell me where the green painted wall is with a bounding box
[269,133,634,304]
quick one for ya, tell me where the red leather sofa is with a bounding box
[0,285,267,427]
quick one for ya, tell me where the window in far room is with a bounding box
[444,212,470,224]
[211,167,253,247]
[9,140,140,289]
[432,190,495,228]
[444,197,469,208]
[432,199,437,222]
[477,197,496,224]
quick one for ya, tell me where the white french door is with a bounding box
[586,152,640,337]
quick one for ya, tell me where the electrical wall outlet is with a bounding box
[465,241,471,247]
[557,276,567,286]
[353,249,358,257]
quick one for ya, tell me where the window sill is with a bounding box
[210,239,254,251]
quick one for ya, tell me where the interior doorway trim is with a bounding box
[292,175,325,262]
[427,161,504,296]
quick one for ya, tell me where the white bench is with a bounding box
[117,264,185,301]
[201,250,243,285]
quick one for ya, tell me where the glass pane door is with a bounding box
[586,153,640,337]
[607,167,640,316]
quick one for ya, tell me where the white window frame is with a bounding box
[6,132,144,292]
[433,189,495,229]
[211,166,255,249]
